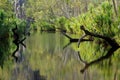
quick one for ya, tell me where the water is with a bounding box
[0,32,120,80]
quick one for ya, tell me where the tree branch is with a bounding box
[62,32,93,43]
[80,25,119,47]
[79,25,120,73]
[78,34,87,48]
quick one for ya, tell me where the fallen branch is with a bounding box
[79,25,119,47]
[79,25,120,73]
[62,32,93,43]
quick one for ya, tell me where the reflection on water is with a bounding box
[0,32,120,80]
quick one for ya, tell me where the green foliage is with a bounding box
[15,19,26,38]
[0,9,26,67]
[93,1,114,36]
[63,1,119,37]
[55,16,67,30]
[65,17,80,33]
[0,9,13,67]
[0,0,17,67]
[64,20,73,33]
[32,0,119,37]
[0,0,13,12]
[25,0,120,39]
[39,21,55,31]
[114,6,120,39]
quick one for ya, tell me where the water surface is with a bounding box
[1,32,120,80]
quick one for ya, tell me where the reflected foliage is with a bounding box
[0,9,26,67]
[25,32,120,80]
[0,32,120,80]
[11,63,46,80]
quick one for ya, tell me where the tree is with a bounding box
[14,0,26,19]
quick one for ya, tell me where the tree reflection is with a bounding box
[11,64,47,80]
[79,46,119,73]
[77,26,120,73]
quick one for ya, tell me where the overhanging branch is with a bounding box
[79,25,120,73]
[80,25,119,47]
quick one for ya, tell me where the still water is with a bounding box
[1,32,120,80]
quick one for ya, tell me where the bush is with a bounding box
[55,16,67,31]
[0,9,26,67]
[40,21,55,31]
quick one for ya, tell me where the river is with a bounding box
[0,32,120,80]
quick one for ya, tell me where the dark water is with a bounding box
[0,32,120,80]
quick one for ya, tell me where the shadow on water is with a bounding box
[11,49,47,80]
[11,64,46,80]
[11,30,47,80]
[34,70,46,80]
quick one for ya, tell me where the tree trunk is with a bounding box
[112,0,118,16]
[14,0,25,19]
